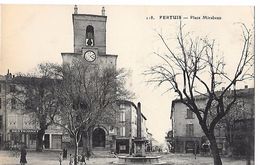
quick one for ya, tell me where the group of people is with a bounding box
[59,148,91,165]
[78,152,90,165]
[17,146,92,165]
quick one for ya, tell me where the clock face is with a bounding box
[84,50,96,62]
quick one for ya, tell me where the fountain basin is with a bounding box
[113,155,167,164]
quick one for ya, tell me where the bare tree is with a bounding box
[11,63,61,152]
[146,23,254,165]
[53,60,130,165]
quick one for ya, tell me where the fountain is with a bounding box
[114,102,166,164]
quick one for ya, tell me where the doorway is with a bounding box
[44,134,50,149]
[92,128,106,148]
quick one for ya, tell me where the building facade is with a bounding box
[0,73,63,150]
[115,101,148,154]
[0,71,149,152]
[170,99,204,153]
[168,87,254,155]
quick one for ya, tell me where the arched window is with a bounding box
[86,25,94,46]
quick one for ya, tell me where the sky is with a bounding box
[0,4,255,143]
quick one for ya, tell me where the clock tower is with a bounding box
[61,6,117,68]
[60,6,119,152]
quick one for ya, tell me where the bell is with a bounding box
[87,38,93,46]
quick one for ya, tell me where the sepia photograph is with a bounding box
[0,2,255,165]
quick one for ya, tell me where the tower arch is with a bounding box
[92,127,107,148]
[86,25,94,46]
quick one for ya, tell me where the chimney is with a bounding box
[245,85,248,89]
[101,6,105,16]
[137,102,141,138]
[222,87,225,91]
[74,5,78,14]
[6,69,12,79]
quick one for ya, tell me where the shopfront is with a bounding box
[44,132,62,149]
[9,129,37,149]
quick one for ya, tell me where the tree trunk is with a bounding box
[82,131,88,153]
[74,139,79,165]
[87,126,93,153]
[246,136,251,165]
[208,133,222,165]
[36,129,45,152]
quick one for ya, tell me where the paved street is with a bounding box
[0,150,252,165]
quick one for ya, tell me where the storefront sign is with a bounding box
[10,129,38,133]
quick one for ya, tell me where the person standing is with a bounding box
[86,148,91,160]
[63,148,68,159]
[194,143,197,159]
[58,152,63,165]
[69,154,73,165]
[20,146,27,165]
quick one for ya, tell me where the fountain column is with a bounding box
[113,102,166,164]
[133,102,146,157]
